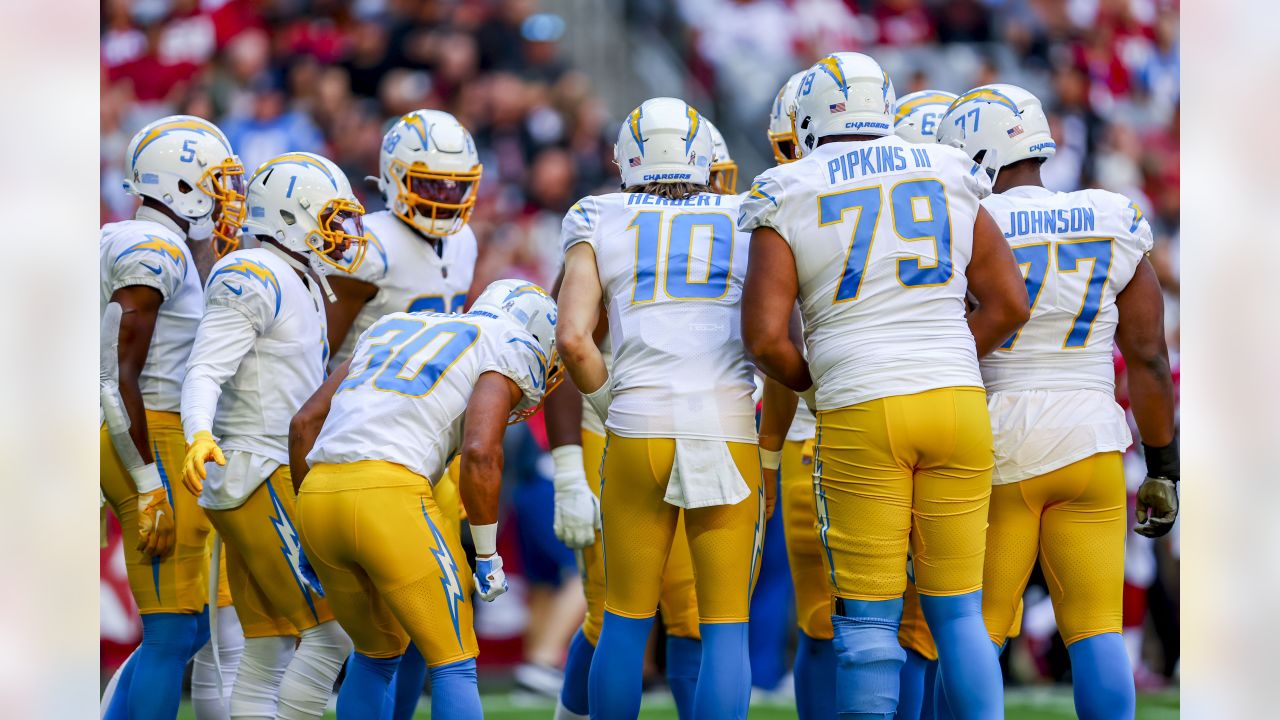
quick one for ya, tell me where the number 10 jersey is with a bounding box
[561,192,757,442]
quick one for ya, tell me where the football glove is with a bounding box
[583,379,612,423]
[136,484,176,558]
[1135,439,1179,539]
[474,555,509,602]
[551,445,601,549]
[297,547,326,598]
[183,430,226,495]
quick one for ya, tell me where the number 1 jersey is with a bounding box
[562,192,757,442]
[738,135,990,411]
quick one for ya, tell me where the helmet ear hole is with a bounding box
[279,209,297,227]
[177,179,194,194]
[972,149,987,165]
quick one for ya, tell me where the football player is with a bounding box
[558,98,768,720]
[320,108,485,719]
[100,114,245,720]
[180,152,365,719]
[287,279,561,720]
[739,52,1029,719]
[937,84,1177,719]
[548,116,742,720]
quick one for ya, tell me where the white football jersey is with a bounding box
[99,214,202,413]
[563,192,757,442]
[739,135,990,410]
[185,247,329,463]
[981,186,1153,483]
[308,311,550,483]
[332,211,477,366]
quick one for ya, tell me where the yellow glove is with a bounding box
[183,430,225,495]
[137,487,176,558]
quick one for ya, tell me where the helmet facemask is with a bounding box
[206,158,248,258]
[303,197,368,274]
[710,160,738,195]
[390,159,481,237]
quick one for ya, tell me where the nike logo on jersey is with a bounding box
[140,262,163,275]
[222,281,244,295]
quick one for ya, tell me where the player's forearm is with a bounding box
[747,335,811,392]
[1126,355,1176,448]
[460,445,503,528]
[544,378,585,450]
[758,376,798,452]
[180,310,257,440]
[967,301,1029,358]
[557,327,608,393]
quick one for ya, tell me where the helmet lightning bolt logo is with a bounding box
[684,105,701,155]
[265,481,320,623]
[817,56,849,99]
[422,500,466,649]
[628,105,646,156]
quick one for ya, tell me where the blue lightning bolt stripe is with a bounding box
[951,87,1020,114]
[133,117,231,165]
[816,56,849,98]
[265,481,319,623]
[400,113,432,149]
[506,336,550,391]
[628,105,646,156]
[812,423,838,591]
[748,181,779,208]
[571,201,592,229]
[421,500,465,649]
[748,476,764,594]
[150,440,174,601]
[253,153,339,189]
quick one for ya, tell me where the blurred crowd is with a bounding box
[101,0,1180,693]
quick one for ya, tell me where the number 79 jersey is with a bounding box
[306,311,550,483]
[562,192,757,442]
[979,186,1153,393]
[738,135,990,411]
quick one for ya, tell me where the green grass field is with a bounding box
[178,687,1179,718]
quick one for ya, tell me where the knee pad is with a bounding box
[831,598,906,718]
[231,636,296,720]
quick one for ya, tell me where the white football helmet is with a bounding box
[614,97,713,189]
[768,71,807,164]
[470,279,564,422]
[123,115,246,256]
[792,52,895,158]
[377,109,482,237]
[935,84,1056,186]
[705,119,738,195]
[893,90,958,144]
[242,152,368,276]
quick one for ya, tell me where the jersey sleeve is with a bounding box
[1124,197,1155,255]
[736,170,785,236]
[350,230,390,285]
[205,258,282,333]
[481,328,549,411]
[561,196,600,255]
[106,233,188,300]
[940,145,993,200]
[180,303,259,440]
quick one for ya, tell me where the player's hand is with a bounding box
[763,469,777,520]
[474,554,508,602]
[551,446,600,549]
[1134,475,1178,538]
[297,547,326,598]
[136,486,176,558]
[183,430,225,495]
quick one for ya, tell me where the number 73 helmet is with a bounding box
[377,109,482,238]
[123,115,247,257]
[935,84,1055,186]
[893,90,957,144]
[242,152,368,276]
[471,279,564,422]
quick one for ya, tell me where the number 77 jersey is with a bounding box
[738,135,991,411]
[979,186,1153,394]
[562,191,757,442]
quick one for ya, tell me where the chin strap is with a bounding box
[261,241,338,302]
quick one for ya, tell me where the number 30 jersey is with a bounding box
[562,192,757,442]
[307,311,549,483]
[980,186,1153,483]
[332,211,478,366]
[738,135,990,411]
